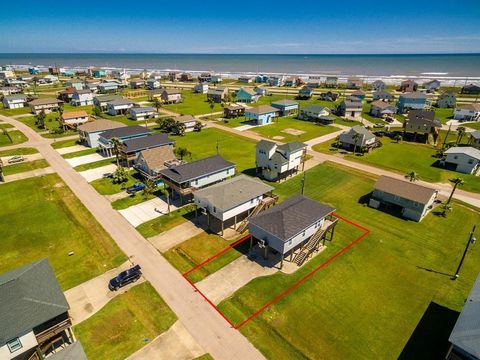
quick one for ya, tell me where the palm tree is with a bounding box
[161,187,171,214]
[112,166,128,184]
[405,171,419,182]
[394,134,402,143]
[208,99,215,111]
[193,121,203,132]
[142,179,156,198]
[352,133,361,155]
[175,147,191,160]
[110,137,122,166]
[152,97,162,112]
[456,126,466,145]
[0,162,4,182]
[440,203,452,217]
[447,177,465,204]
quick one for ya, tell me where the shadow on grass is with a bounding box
[398,302,458,360]
[416,265,453,278]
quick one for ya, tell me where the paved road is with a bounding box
[0,114,266,360]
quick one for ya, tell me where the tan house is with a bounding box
[399,79,418,92]
[28,98,63,114]
[403,110,442,144]
[61,110,90,129]
[134,146,178,180]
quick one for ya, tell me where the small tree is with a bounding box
[405,171,419,182]
[172,121,186,136]
[93,106,102,117]
[112,166,128,184]
[152,97,162,112]
[175,147,191,160]
[35,110,47,129]
[352,133,361,155]
[394,134,403,143]
[440,203,453,217]
[456,126,466,145]
[447,177,464,204]
[110,137,122,167]
[0,162,4,182]
[193,121,203,132]
[208,99,215,111]
[142,179,156,198]
[156,117,176,133]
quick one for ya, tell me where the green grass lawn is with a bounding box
[433,107,454,124]
[164,91,224,115]
[98,112,142,126]
[0,106,31,116]
[51,138,81,149]
[173,128,257,174]
[74,282,177,360]
[0,174,126,290]
[90,171,140,195]
[136,204,197,238]
[18,113,78,138]
[0,123,14,129]
[74,158,116,172]
[0,147,38,156]
[62,148,97,159]
[217,162,480,359]
[465,121,480,131]
[2,159,49,176]
[111,187,166,210]
[0,130,28,147]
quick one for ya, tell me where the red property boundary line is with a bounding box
[181,212,370,329]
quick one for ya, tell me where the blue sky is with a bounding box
[1,0,479,54]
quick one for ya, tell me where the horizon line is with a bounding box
[1,52,480,56]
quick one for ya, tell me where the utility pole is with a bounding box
[442,123,452,149]
[452,225,477,280]
[301,172,306,195]
[216,139,219,155]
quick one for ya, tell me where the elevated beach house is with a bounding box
[350,90,366,101]
[454,103,480,122]
[2,94,27,109]
[78,119,125,147]
[134,146,178,181]
[98,82,119,93]
[470,131,480,148]
[245,105,278,125]
[238,76,254,84]
[256,140,306,181]
[159,155,235,203]
[207,87,228,103]
[194,174,276,235]
[93,94,124,111]
[338,98,363,120]
[248,195,337,268]
[175,114,198,132]
[370,100,396,118]
[0,259,79,360]
[369,175,438,222]
[423,79,441,92]
[397,92,428,113]
[271,99,299,116]
[443,147,480,174]
[338,125,377,153]
[325,76,338,88]
[371,80,386,91]
[60,110,90,129]
[268,76,285,87]
[254,86,267,96]
[158,88,182,104]
[319,91,339,102]
[224,104,245,118]
[180,73,193,82]
[107,99,135,116]
[298,105,331,123]
[70,89,93,106]
[129,80,145,89]
[193,82,209,94]
[28,98,63,115]
[347,77,363,89]
[198,73,212,83]
[399,79,418,92]
[120,133,174,166]
[146,79,161,90]
[98,125,153,157]
[403,110,442,143]
[129,106,158,121]
[297,86,314,99]
[461,84,480,94]
[372,90,394,102]
[236,87,259,103]
[65,80,84,90]
[436,92,456,108]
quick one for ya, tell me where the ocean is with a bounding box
[1,53,480,81]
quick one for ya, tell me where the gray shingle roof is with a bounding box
[400,92,427,99]
[374,175,437,204]
[246,105,277,115]
[256,139,276,152]
[471,131,480,140]
[159,155,235,184]
[99,125,153,140]
[94,94,123,102]
[77,119,125,133]
[194,175,274,212]
[122,133,173,154]
[406,110,442,128]
[4,94,27,101]
[0,259,69,346]
[130,106,155,114]
[449,273,480,358]
[271,99,299,107]
[445,146,480,160]
[249,195,335,242]
[48,341,88,360]
[277,141,306,153]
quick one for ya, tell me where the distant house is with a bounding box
[256,140,306,181]
[298,86,314,99]
[159,88,182,104]
[372,80,386,91]
[78,119,126,147]
[44,74,59,84]
[271,99,299,116]
[245,105,278,125]
[436,92,456,108]
[397,92,428,113]
[58,87,77,103]
[149,73,162,80]
[236,87,260,103]
[61,110,90,129]
[211,75,223,84]
[198,73,212,83]
[0,70,15,79]
[193,83,209,94]
[97,125,153,157]
[224,104,245,118]
[168,71,179,81]
[307,76,322,88]
[175,114,198,132]
[453,103,480,122]
[339,125,377,152]
[107,99,135,116]
[129,80,145,89]
[28,66,40,75]
[369,175,438,222]
[399,79,418,92]
[120,133,174,165]
[403,110,442,143]
[2,94,27,109]
[93,69,106,77]
[248,195,337,267]
[71,89,94,106]
[469,131,480,149]
[207,87,228,103]
[238,76,254,84]
[129,106,158,121]
[194,174,275,235]
[325,76,338,88]
[446,273,480,360]
[254,86,267,96]
[0,259,79,360]
[65,80,84,90]
[98,82,119,93]
[444,147,480,174]
[338,99,363,120]
[159,155,236,203]
[268,76,284,87]
[298,105,330,122]
[347,77,363,89]
[284,77,296,87]
[180,73,193,82]
[146,79,161,90]
[0,86,22,96]
[134,146,178,181]
[318,91,339,102]
[461,84,480,94]
[370,100,396,118]
[423,79,441,92]
[93,94,124,111]
[28,98,63,114]
[350,90,366,101]
[255,74,269,83]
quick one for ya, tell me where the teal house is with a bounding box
[236,88,260,103]
[397,92,428,113]
[245,105,278,125]
[94,69,106,77]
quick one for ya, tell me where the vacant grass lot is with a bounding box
[164,91,224,115]
[0,130,28,147]
[0,174,126,289]
[51,138,81,149]
[18,114,78,138]
[62,148,97,159]
[0,147,38,156]
[74,158,116,172]
[434,107,454,124]
[217,162,480,359]
[136,204,197,238]
[465,121,480,131]
[0,106,31,116]
[2,159,49,176]
[90,171,139,195]
[74,282,177,360]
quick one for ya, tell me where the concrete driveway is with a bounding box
[56,144,89,155]
[79,164,118,182]
[118,196,179,227]
[64,261,145,325]
[149,217,206,253]
[0,153,43,164]
[65,153,111,167]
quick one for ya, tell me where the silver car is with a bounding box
[7,155,25,164]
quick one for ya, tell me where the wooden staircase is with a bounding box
[237,196,278,233]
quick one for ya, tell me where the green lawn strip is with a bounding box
[465,122,480,131]
[51,138,81,149]
[163,91,223,115]
[62,148,97,159]
[136,204,197,238]
[17,113,78,138]
[0,130,28,147]
[217,162,480,359]
[98,112,141,126]
[0,106,31,116]
[0,123,14,129]
[111,188,165,210]
[74,282,177,360]
[74,158,116,172]
[433,107,454,124]
[90,171,140,195]
[163,232,247,283]
[0,147,38,156]
[173,128,257,174]
[2,159,49,176]
[193,354,215,360]
[0,174,127,290]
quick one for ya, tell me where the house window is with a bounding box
[454,156,458,160]
[7,338,22,353]
[302,230,306,236]
[250,199,254,204]
[213,207,216,213]
[287,240,292,247]
[468,159,474,164]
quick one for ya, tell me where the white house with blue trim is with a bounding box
[245,105,278,125]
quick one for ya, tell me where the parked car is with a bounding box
[102,172,113,178]
[108,264,142,291]
[126,182,145,194]
[8,155,25,164]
